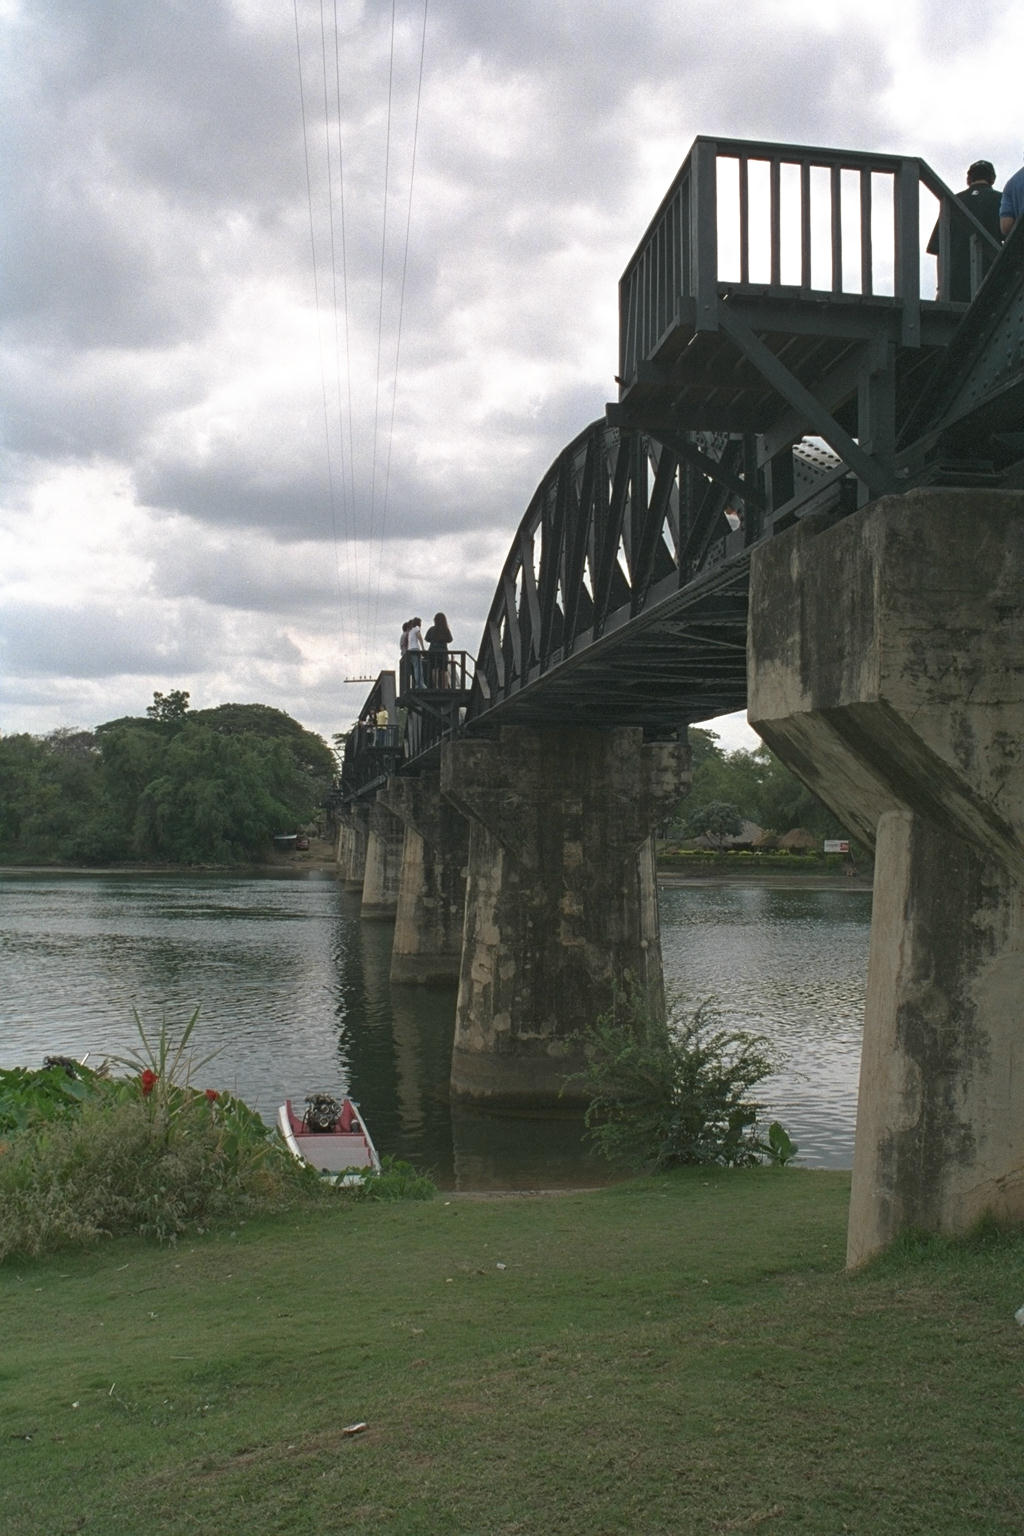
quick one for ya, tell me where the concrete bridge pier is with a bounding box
[748,489,1024,1267]
[441,725,690,1110]
[361,799,404,919]
[378,774,469,986]
[336,805,369,892]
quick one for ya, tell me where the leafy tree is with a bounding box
[674,734,851,845]
[686,800,744,849]
[2,695,334,866]
[191,702,335,782]
[0,731,111,863]
[687,726,725,771]
[0,734,52,853]
[132,724,308,863]
[146,689,191,723]
[747,747,837,839]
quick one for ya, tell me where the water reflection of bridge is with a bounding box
[332,135,1024,1267]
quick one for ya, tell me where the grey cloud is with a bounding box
[916,0,1007,59]
[132,394,595,544]
[0,598,219,678]
[0,348,202,461]
[150,530,347,615]
[0,0,976,743]
[135,452,510,543]
[3,2,305,351]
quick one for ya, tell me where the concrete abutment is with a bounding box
[335,805,369,891]
[748,489,1024,1266]
[361,800,404,920]
[379,774,469,986]
[441,725,689,1111]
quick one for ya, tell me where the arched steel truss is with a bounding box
[355,136,1024,777]
[467,421,834,734]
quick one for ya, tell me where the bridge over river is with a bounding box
[333,137,1024,1265]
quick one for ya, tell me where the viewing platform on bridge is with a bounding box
[608,137,1003,512]
[333,134,1024,787]
[335,652,475,806]
[398,649,474,761]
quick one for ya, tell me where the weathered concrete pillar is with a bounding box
[361,798,404,920]
[441,725,690,1109]
[748,489,1024,1267]
[336,806,369,891]
[378,774,469,986]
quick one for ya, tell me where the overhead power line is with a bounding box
[293,0,430,680]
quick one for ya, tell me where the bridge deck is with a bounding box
[336,136,1024,802]
[613,289,957,440]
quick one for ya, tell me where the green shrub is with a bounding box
[568,982,790,1172]
[0,1061,102,1133]
[0,1014,439,1260]
[344,1156,437,1202]
[0,1017,328,1260]
[0,1084,323,1260]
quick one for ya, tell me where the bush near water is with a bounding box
[0,1010,434,1262]
[571,983,797,1171]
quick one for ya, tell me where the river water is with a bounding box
[0,871,870,1187]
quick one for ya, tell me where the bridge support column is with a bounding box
[748,489,1024,1267]
[441,725,689,1109]
[379,774,469,985]
[336,806,369,891]
[361,799,404,919]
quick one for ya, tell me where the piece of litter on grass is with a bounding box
[1015,1304,1024,1326]
[342,1422,368,1436]
[496,1262,506,1270]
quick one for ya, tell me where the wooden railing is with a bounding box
[618,136,1000,384]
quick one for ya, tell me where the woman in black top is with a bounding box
[425,612,452,688]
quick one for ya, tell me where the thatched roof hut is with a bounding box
[776,827,817,851]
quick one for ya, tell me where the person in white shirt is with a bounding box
[407,617,425,688]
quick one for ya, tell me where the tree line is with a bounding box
[0,692,336,866]
[672,729,850,849]
[1,701,847,867]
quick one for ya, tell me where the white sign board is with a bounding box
[823,839,850,854]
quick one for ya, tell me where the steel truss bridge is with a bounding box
[339,136,1024,801]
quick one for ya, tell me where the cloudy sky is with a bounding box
[3,0,1021,753]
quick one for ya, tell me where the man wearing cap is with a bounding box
[928,160,1003,301]
[1000,155,1024,236]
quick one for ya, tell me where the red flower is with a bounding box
[140,1069,158,1097]
[204,1089,220,1102]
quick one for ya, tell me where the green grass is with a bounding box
[2,1170,1022,1535]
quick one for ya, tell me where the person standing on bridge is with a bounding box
[928,160,1002,301]
[399,619,411,689]
[425,612,452,688]
[1000,155,1024,236]
[407,616,425,688]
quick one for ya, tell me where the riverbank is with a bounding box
[657,855,873,890]
[2,855,871,889]
[0,836,341,878]
[658,869,874,890]
[3,1170,1020,1535]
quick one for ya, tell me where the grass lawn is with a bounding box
[2,1169,1022,1535]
